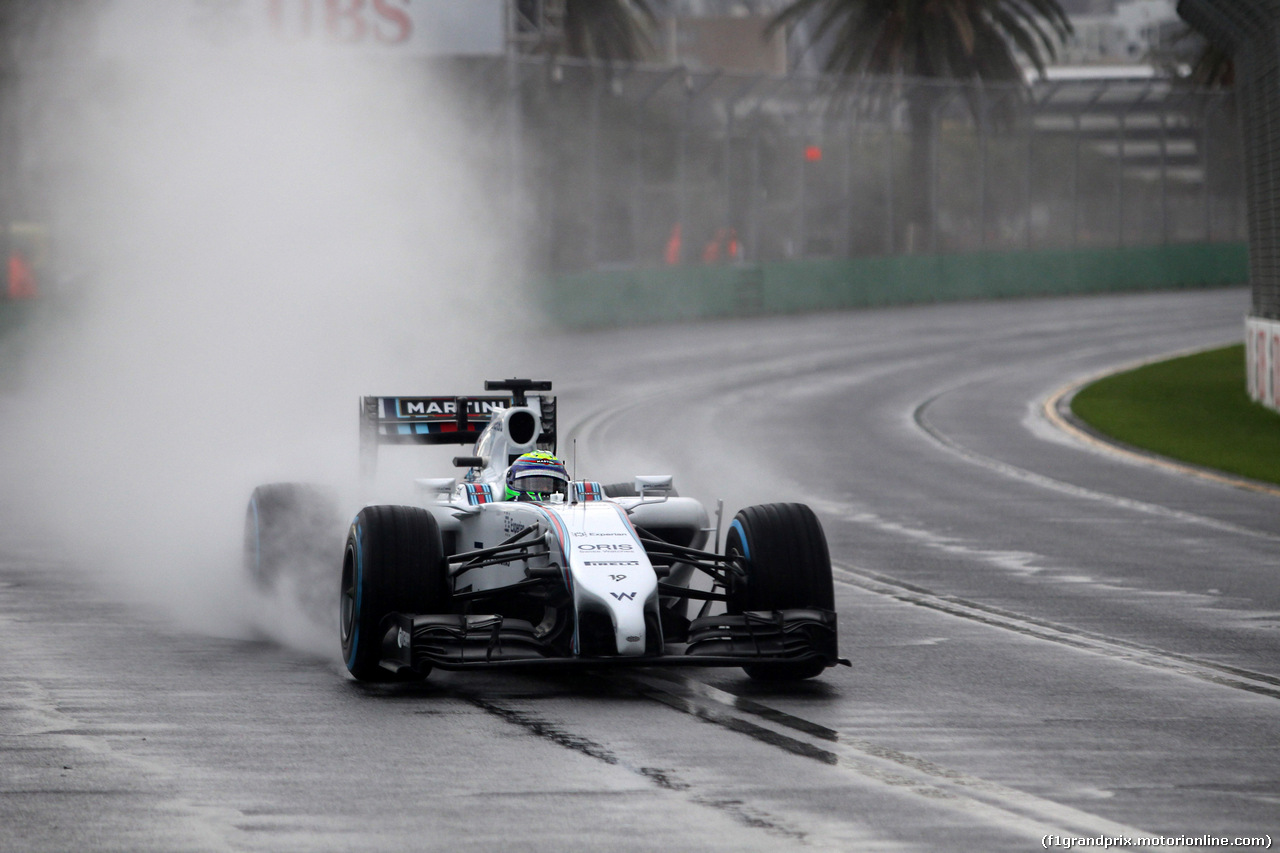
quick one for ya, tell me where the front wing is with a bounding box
[378,609,848,673]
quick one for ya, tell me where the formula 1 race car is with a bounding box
[245,379,844,682]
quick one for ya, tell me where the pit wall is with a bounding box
[1245,315,1280,411]
[545,242,1248,330]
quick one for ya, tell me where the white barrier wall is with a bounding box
[1245,316,1280,410]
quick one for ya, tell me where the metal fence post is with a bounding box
[677,71,690,265]
[722,74,762,261]
[587,71,602,267]
[632,67,682,265]
[1158,101,1169,245]
[1116,83,1153,247]
[885,112,896,255]
[977,84,988,250]
[841,113,853,257]
[930,83,947,253]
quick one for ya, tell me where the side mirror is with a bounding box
[634,475,674,497]
[415,478,456,502]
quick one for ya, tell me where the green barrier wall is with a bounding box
[545,242,1249,329]
[0,299,35,340]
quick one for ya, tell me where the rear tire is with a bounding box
[244,483,341,590]
[340,505,447,682]
[725,503,834,681]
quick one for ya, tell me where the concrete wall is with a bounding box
[545,242,1249,329]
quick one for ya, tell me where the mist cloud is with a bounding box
[2,4,525,645]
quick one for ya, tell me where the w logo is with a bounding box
[610,592,637,601]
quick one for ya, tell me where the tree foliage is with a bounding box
[561,0,659,63]
[767,0,1073,82]
[1150,24,1234,88]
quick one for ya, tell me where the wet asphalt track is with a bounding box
[3,287,1278,852]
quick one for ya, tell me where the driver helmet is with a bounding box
[505,451,569,501]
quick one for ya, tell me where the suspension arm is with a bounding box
[657,582,729,602]
[447,526,548,578]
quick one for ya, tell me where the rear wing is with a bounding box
[359,379,555,480]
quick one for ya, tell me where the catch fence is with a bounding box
[460,56,1245,278]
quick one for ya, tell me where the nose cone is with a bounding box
[608,592,650,656]
[555,502,658,657]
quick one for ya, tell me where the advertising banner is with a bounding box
[1245,315,1280,411]
[94,0,506,58]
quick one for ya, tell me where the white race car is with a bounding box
[246,379,844,682]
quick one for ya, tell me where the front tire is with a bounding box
[725,503,834,681]
[340,505,446,682]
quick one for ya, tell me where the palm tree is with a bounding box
[1186,41,1233,88]
[1149,24,1233,88]
[562,0,659,63]
[768,0,1071,79]
[517,0,659,63]
[767,0,1073,247]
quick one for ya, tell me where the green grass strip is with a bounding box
[1071,344,1280,486]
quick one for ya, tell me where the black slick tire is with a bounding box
[340,505,446,682]
[244,482,340,590]
[725,502,834,681]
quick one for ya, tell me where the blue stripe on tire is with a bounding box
[729,519,750,560]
